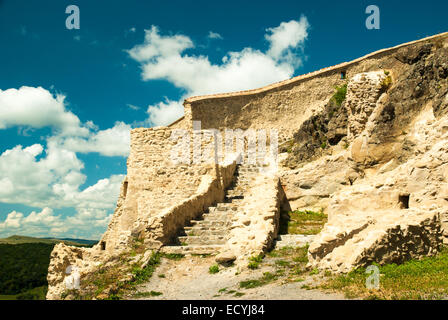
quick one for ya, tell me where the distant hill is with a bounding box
[0,236,97,298]
[0,235,97,247]
[43,237,98,246]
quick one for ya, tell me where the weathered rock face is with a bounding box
[218,172,286,263]
[282,97,348,168]
[346,71,388,142]
[46,243,102,300]
[47,33,448,299]
[305,39,448,273]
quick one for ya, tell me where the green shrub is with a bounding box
[331,84,348,106]
[321,141,327,149]
[247,254,264,269]
[209,264,220,274]
[380,75,392,90]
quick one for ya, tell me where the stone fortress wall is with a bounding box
[177,32,448,142]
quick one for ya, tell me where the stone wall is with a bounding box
[183,33,448,145]
[99,127,240,252]
[217,169,286,263]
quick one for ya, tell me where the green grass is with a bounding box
[0,286,47,300]
[247,254,264,270]
[209,264,220,274]
[331,84,347,107]
[322,247,448,300]
[238,246,313,291]
[275,260,291,267]
[78,251,162,300]
[162,253,185,261]
[310,268,320,275]
[239,272,278,289]
[131,252,161,285]
[133,291,163,298]
[279,209,328,235]
[239,279,263,289]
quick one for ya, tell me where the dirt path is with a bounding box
[126,255,347,300]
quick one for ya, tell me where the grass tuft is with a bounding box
[322,247,448,300]
[209,264,220,274]
[331,84,347,106]
[279,209,327,235]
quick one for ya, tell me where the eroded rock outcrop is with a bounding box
[305,39,448,272]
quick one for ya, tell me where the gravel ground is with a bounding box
[126,255,347,300]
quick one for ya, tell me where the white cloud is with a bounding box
[0,143,82,207]
[0,142,124,238]
[128,18,310,125]
[128,26,193,63]
[0,86,131,157]
[265,16,310,67]
[54,121,131,157]
[208,31,223,40]
[147,99,184,127]
[0,141,125,209]
[127,103,140,111]
[0,86,87,136]
[0,207,113,239]
[72,175,125,210]
[0,208,65,237]
[0,85,131,238]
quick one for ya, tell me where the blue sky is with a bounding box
[0,0,447,240]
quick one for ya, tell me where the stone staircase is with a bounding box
[161,160,268,255]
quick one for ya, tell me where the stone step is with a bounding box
[274,234,316,249]
[217,203,239,211]
[184,224,229,232]
[238,168,265,173]
[161,245,224,255]
[190,220,230,227]
[165,159,268,253]
[178,235,227,245]
[185,229,227,236]
[199,214,231,222]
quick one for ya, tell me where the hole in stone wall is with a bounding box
[328,134,346,146]
[100,241,106,251]
[399,194,410,209]
[123,181,128,199]
[341,71,347,79]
